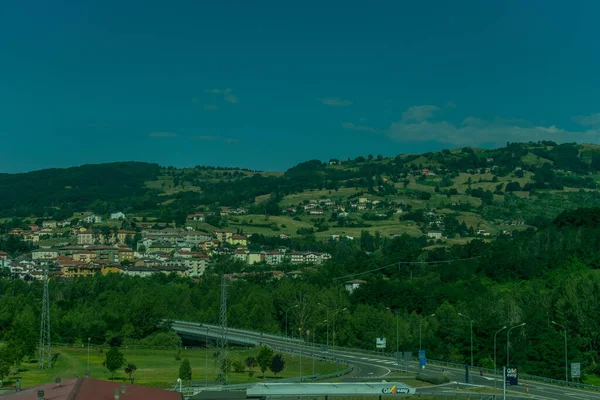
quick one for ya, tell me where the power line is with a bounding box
[38,262,51,369]
[333,256,483,281]
[216,275,229,385]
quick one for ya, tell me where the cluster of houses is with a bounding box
[3,219,332,281]
[283,196,403,217]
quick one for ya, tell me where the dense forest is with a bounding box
[2,207,600,382]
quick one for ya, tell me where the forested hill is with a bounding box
[0,162,161,219]
[3,141,600,225]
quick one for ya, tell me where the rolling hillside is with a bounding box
[3,141,600,240]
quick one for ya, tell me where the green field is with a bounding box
[280,188,362,206]
[4,346,342,390]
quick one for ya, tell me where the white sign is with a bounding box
[572,363,581,378]
[376,338,387,349]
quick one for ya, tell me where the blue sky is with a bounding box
[2,0,600,173]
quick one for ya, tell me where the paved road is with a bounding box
[173,322,600,400]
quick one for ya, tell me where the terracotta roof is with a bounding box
[0,377,182,399]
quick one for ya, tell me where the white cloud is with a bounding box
[401,105,439,122]
[193,135,238,144]
[319,97,353,107]
[205,88,238,104]
[385,106,600,147]
[204,105,219,111]
[342,121,376,133]
[149,132,178,138]
[573,113,600,127]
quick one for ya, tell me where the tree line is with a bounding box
[2,208,600,382]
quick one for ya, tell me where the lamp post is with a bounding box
[332,308,347,351]
[552,321,568,382]
[313,320,327,376]
[87,337,91,377]
[205,327,209,387]
[506,323,526,367]
[317,303,329,348]
[494,326,507,396]
[285,304,299,339]
[458,313,474,367]
[387,307,400,367]
[419,314,436,352]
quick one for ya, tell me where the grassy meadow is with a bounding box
[3,345,342,390]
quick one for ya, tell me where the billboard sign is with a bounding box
[572,363,581,379]
[505,367,519,386]
[376,338,387,349]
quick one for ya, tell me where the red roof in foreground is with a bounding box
[0,377,183,400]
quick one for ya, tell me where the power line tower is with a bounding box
[216,275,229,384]
[38,263,51,369]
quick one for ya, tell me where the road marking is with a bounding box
[561,393,599,399]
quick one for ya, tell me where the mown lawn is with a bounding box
[4,346,342,390]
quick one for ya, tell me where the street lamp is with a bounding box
[332,308,348,350]
[458,313,474,367]
[552,321,568,382]
[494,326,507,396]
[87,337,91,377]
[285,304,299,339]
[317,303,329,348]
[419,314,435,352]
[386,307,400,362]
[312,320,327,376]
[205,327,209,388]
[506,323,526,367]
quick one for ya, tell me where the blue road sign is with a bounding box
[419,350,426,368]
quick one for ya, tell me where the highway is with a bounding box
[172,321,600,399]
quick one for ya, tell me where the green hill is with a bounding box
[3,142,600,239]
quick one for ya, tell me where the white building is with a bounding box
[110,212,126,220]
[31,249,59,260]
[426,231,443,239]
[344,279,367,294]
[85,215,103,224]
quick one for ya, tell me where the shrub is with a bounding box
[232,360,245,373]
[138,331,182,348]
[416,372,450,385]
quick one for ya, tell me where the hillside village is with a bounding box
[3,142,600,283]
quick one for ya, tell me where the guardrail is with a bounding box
[416,394,530,400]
[423,358,600,393]
[170,320,600,393]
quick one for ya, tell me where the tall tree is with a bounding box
[256,346,274,378]
[179,359,192,384]
[104,347,125,380]
[269,353,285,376]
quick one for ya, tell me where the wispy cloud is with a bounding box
[342,121,376,133]
[384,105,600,147]
[319,97,353,107]
[203,105,219,111]
[149,132,178,138]
[401,105,439,122]
[193,135,238,144]
[205,88,238,104]
[573,113,600,128]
